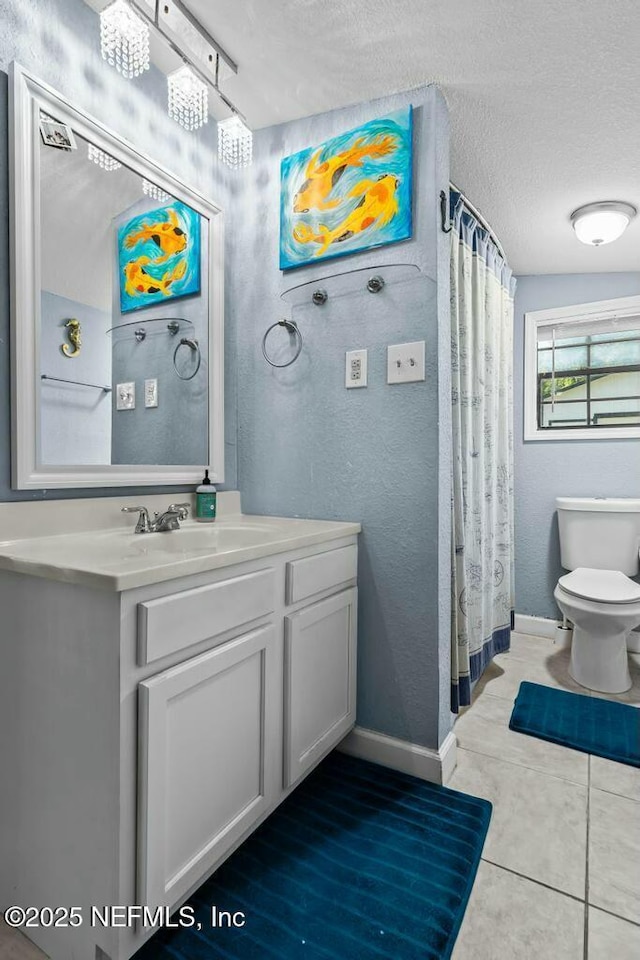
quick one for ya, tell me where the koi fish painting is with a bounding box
[118,201,201,313]
[280,107,413,269]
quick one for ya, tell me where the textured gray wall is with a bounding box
[111,199,209,466]
[514,272,640,619]
[0,0,235,499]
[40,291,111,464]
[1,3,454,750]
[110,321,209,465]
[231,86,452,749]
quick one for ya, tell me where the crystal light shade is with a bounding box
[142,179,171,203]
[218,115,253,169]
[571,201,637,246]
[100,0,150,80]
[87,143,122,171]
[168,66,208,131]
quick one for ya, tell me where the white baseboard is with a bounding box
[514,614,559,639]
[338,726,457,785]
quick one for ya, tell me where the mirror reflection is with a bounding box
[38,113,209,466]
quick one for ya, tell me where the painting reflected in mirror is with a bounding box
[38,115,209,467]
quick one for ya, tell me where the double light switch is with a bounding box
[387,341,426,384]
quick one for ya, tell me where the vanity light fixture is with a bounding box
[142,178,171,203]
[96,0,252,165]
[570,201,637,246]
[168,65,208,131]
[87,143,122,171]
[217,115,253,169]
[100,0,150,80]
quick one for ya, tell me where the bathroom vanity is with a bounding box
[3,65,361,960]
[0,499,359,960]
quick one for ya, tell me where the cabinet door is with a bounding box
[284,588,357,788]
[137,624,279,909]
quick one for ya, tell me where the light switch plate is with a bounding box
[116,382,135,410]
[144,378,158,408]
[345,349,368,388]
[387,340,425,384]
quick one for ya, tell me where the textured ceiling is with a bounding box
[89,0,640,274]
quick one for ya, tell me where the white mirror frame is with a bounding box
[524,294,640,442]
[9,62,224,489]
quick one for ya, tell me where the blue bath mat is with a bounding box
[135,751,491,960]
[510,681,640,767]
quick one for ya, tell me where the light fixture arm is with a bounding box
[128,0,248,124]
[166,0,237,75]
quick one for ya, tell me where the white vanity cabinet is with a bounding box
[284,588,358,787]
[137,623,280,911]
[0,529,358,960]
[282,544,358,787]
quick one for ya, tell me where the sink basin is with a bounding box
[0,530,157,567]
[143,522,280,554]
[0,521,281,566]
[0,514,361,590]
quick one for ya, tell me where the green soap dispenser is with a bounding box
[195,469,217,522]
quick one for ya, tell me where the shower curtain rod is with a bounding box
[449,181,507,261]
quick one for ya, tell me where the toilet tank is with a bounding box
[556,498,640,575]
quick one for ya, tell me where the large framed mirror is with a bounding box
[9,63,224,489]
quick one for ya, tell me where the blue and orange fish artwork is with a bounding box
[280,107,413,269]
[118,201,201,313]
[122,256,187,300]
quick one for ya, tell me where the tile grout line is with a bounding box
[466,634,640,955]
[480,857,587,905]
[588,782,640,804]
[457,743,589,788]
[584,753,591,960]
[587,904,640,930]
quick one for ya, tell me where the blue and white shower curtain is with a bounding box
[450,190,516,712]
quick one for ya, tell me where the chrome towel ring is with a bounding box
[173,337,201,380]
[262,319,303,368]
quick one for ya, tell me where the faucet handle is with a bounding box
[121,505,151,534]
[168,502,190,520]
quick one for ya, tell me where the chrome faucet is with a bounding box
[122,503,190,533]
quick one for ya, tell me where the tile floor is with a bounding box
[2,631,638,960]
[450,631,640,960]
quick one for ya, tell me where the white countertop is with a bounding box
[0,514,361,591]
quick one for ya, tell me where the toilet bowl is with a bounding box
[554,568,640,693]
[555,498,640,694]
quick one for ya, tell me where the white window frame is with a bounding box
[524,295,640,441]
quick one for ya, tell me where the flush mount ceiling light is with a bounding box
[100,0,150,79]
[217,115,253,169]
[87,143,122,171]
[570,201,637,246]
[168,65,208,131]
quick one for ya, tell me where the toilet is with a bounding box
[554,498,640,694]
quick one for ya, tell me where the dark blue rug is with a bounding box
[510,681,640,767]
[135,751,491,960]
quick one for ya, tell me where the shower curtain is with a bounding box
[450,190,516,712]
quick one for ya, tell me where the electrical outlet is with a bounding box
[387,341,425,384]
[144,378,158,408]
[116,382,135,410]
[345,349,368,388]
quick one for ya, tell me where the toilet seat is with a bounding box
[558,567,640,604]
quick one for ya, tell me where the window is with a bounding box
[524,296,640,441]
